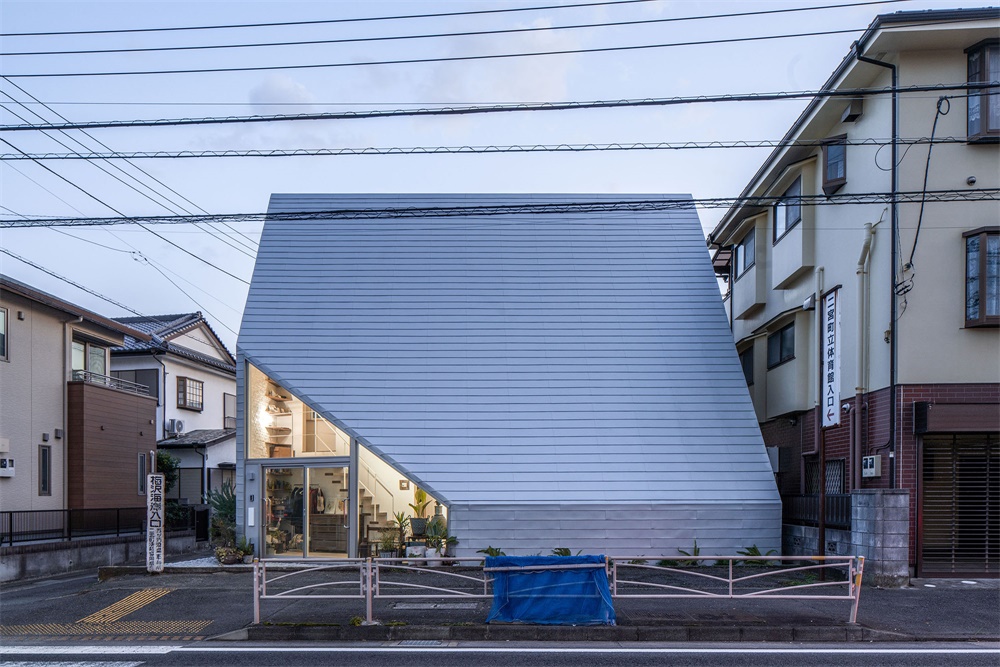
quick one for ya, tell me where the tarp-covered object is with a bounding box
[485,555,616,625]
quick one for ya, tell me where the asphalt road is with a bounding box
[2,643,1000,666]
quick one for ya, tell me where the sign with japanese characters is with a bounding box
[822,289,841,428]
[146,473,165,572]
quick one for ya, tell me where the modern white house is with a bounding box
[235,194,781,559]
[111,313,237,504]
[709,8,999,577]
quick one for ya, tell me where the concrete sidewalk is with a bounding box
[97,557,1000,644]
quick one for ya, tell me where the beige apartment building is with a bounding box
[0,276,156,514]
[710,8,998,577]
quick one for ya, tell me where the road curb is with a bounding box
[239,624,995,643]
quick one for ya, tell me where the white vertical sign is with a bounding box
[146,473,165,572]
[822,289,841,428]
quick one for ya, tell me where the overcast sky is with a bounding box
[0,0,976,349]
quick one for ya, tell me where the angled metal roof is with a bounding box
[158,428,235,448]
[240,194,778,507]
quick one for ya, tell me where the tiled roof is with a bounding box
[112,312,236,373]
[158,428,235,447]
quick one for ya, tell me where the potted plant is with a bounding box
[378,530,398,558]
[236,535,255,563]
[408,488,431,536]
[390,511,410,556]
[424,521,445,566]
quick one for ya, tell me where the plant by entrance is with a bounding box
[408,488,431,536]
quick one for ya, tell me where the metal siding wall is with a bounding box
[448,502,782,557]
[240,194,779,517]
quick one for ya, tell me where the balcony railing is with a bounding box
[0,506,194,547]
[782,494,852,530]
[71,369,149,396]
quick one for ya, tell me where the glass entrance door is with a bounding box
[264,466,350,557]
[306,467,349,557]
[264,467,303,556]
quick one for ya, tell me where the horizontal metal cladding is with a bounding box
[447,503,782,557]
[240,194,780,507]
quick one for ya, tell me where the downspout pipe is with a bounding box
[855,47,898,490]
[855,222,875,490]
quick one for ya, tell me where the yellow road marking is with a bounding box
[78,588,173,623]
[0,619,212,636]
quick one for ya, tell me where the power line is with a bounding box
[0,136,976,161]
[0,136,251,284]
[3,23,951,80]
[0,247,145,315]
[1,1,911,57]
[0,0,658,37]
[4,189,996,229]
[1,77,259,252]
[4,84,992,133]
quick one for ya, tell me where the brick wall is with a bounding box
[761,382,999,569]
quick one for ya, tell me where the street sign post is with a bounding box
[146,473,165,573]
[822,289,841,428]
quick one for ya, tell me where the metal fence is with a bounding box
[253,554,865,625]
[0,505,195,546]
[783,494,852,529]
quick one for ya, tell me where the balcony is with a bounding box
[72,369,149,396]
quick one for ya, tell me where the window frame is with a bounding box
[177,376,205,412]
[767,322,796,369]
[739,346,754,386]
[71,338,108,375]
[966,39,1000,142]
[964,227,1000,327]
[733,229,756,280]
[773,177,802,243]
[224,392,237,429]
[39,445,51,496]
[822,135,847,195]
[0,306,7,362]
[138,452,147,495]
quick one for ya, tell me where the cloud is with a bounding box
[248,75,319,115]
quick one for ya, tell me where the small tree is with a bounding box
[155,451,179,493]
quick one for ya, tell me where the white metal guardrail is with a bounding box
[253,555,865,625]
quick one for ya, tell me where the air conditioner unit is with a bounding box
[165,418,184,436]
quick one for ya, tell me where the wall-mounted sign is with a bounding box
[822,289,841,428]
[146,473,165,573]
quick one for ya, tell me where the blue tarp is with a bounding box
[485,555,616,626]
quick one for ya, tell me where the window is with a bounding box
[71,339,107,376]
[967,40,999,142]
[739,347,754,386]
[773,177,802,242]
[177,377,204,411]
[733,230,755,280]
[767,322,795,368]
[822,135,847,195]
[39,445,51,496]
[138,453,146,495]
[965,228,999,327]
[0,307,7,361]
[224,392,236,429]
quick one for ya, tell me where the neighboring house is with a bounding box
[708,8,999,577]
[0,275,156,512]
[235,194,781,559]
[111,313,237,504]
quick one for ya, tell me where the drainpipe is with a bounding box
[854,222,875,490]
[802,267,824,494]
[64,316,83,508]
[196,445,208,504]
[151,351,166,440]
[855,47,898,490]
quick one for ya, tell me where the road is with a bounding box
[2,643,1000,666]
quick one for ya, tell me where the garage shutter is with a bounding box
[921,434,999,576]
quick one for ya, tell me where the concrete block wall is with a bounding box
[0,532,200,582]
[851,488,910,588]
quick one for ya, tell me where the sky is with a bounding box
[0,0,978,350]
